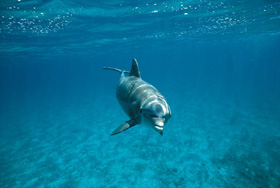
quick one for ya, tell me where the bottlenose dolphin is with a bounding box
[104,58,171,136]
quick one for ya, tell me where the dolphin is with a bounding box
[104,58,171,136]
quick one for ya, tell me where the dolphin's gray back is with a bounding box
[116,76,161,121]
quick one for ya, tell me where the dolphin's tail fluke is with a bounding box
[103,67,120,72]
[103,67,130,78]
[103,67,129,74]
[104,58,140,76]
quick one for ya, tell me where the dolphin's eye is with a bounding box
[140,109,142,113]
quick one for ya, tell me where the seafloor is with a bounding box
[0,88,279,188]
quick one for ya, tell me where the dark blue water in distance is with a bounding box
[1,0,280,187]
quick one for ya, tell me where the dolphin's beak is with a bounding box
[152,117,165,135]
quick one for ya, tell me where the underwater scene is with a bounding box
[0,0,280,187]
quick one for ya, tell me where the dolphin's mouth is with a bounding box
[153,118,165,133]
[155,125,163,130]
[154,125,164,135]
[142,115,165,135]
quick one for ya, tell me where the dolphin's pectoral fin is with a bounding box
[111,119,137,136]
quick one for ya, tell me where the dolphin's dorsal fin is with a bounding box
[129,58,141,78]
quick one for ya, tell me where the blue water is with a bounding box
[1,0,280,187]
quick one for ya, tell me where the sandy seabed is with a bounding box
[0,92,279,188]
